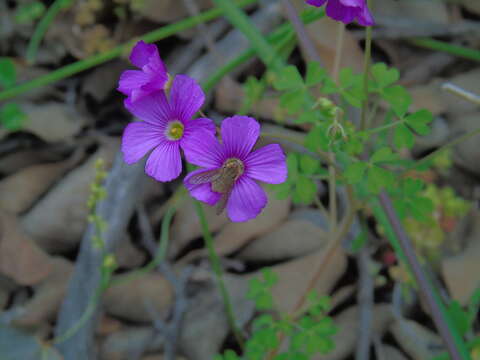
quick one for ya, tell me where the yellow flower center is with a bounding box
[166,121,184,140]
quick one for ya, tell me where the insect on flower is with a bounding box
[305,0,374,26]
[183,116,288,222]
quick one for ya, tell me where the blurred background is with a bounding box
[0,0,479,359]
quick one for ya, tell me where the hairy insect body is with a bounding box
[188,158,244,215]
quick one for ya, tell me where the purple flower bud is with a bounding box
[306,0,374,26]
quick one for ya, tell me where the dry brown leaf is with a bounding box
[180,274,254,360]
[237,219,329,261]
[390,318,442,360]
[21,139,119,253]
[371,0,449,23]
[136,0,212,23]
[451,112,480,177]
[104,272,174,322]
[247,245,346,314]
[0,212,53,285]
[21,102,86,142]
[383,345,409,360]
[114,234,147,270]
[96,314,123,337]
[313,305,393,360]
[442,211,480,305]
[0,160,71,214]
[12,257,73,328]
[101,326,163,360]
[170,198,229,258]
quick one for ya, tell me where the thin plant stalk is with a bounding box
[360,2,373,131]
[378,192,471,360]
[193,201,244,349]
[26,0,73,64]
[409,38,480,63]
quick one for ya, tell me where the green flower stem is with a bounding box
[360,1,373,131]
[193,200,244,349]
[377,193,471,360]
[26,0,73,64]
[409,38,480,63]
[0,0,258,102]
[358,119,403,136]
[211,0,283,72]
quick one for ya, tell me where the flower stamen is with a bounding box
[166,120,184,140]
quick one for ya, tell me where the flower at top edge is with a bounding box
[121,74,215,182]
[306,0,374,26]
[183,115,288,222]
[117,40,170,103]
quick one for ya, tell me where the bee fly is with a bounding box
[187,158,244,215]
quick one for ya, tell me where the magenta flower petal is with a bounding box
[227,176,267,222]
[357,4,374,26]
[182,131,224,168]
[145,141,182,182]
[124,92,171,126]
[118,41,168,102]
[118,70,149,96]
[170,75,205,122]
[221,115,260,159]
[129,40,167,75]
[305,0,374,25]
[306,0,327,5]
[121,122,164,164]
[184,169,222,206]
[184,117,216,137]
[245,144,287,184]
[326,0,357,23]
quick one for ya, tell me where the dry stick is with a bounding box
[356,246,374,360]
[442,82,480,105]
[378,192,464,360]
[54,154,147,360]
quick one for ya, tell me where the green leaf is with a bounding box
[405,109,433,136]
[351,230,367,253]
[447,300,471,336]
[243,76,265,108]
[371,62,399,88]
[305,125,329,152]
[339,68,355,88]
[305,61,326,86]
[0,58,16,89]
[286,153,299,181]
[280,89,307,114]
[367,166,395,194]
[295,176,317,204]
[394,123,414,149]
[296,110,321,124]
[371,147,396,164]
[15,1,46,24]
[321,77,338,94]
[299,154,319,175]
[382,85,412,117]
[0,103,27,131]
[273,65,304,91]
[344,162,367,184]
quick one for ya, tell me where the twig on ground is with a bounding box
[356,246,374,360]
[442,82,480,105]
[136,204,192,360]
[54,153,147,360]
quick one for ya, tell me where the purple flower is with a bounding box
[121,74,215,182]
[117,40,169,102]
[306,0,374,26]
[183,116,287,222]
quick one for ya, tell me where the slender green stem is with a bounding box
[0,0,257,102]
[328,152,337,234]
[409,38,480,63]
[360,2,373,131]
[332,22,345,82]
[26,0,73,64]
[406,127,480,172]
[358,119,403,137]
[377,193,470,360]
[211,0,283,71]
[193,201,244,349]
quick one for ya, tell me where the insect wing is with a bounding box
[215,184,234,215]
[187,169,222,184]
